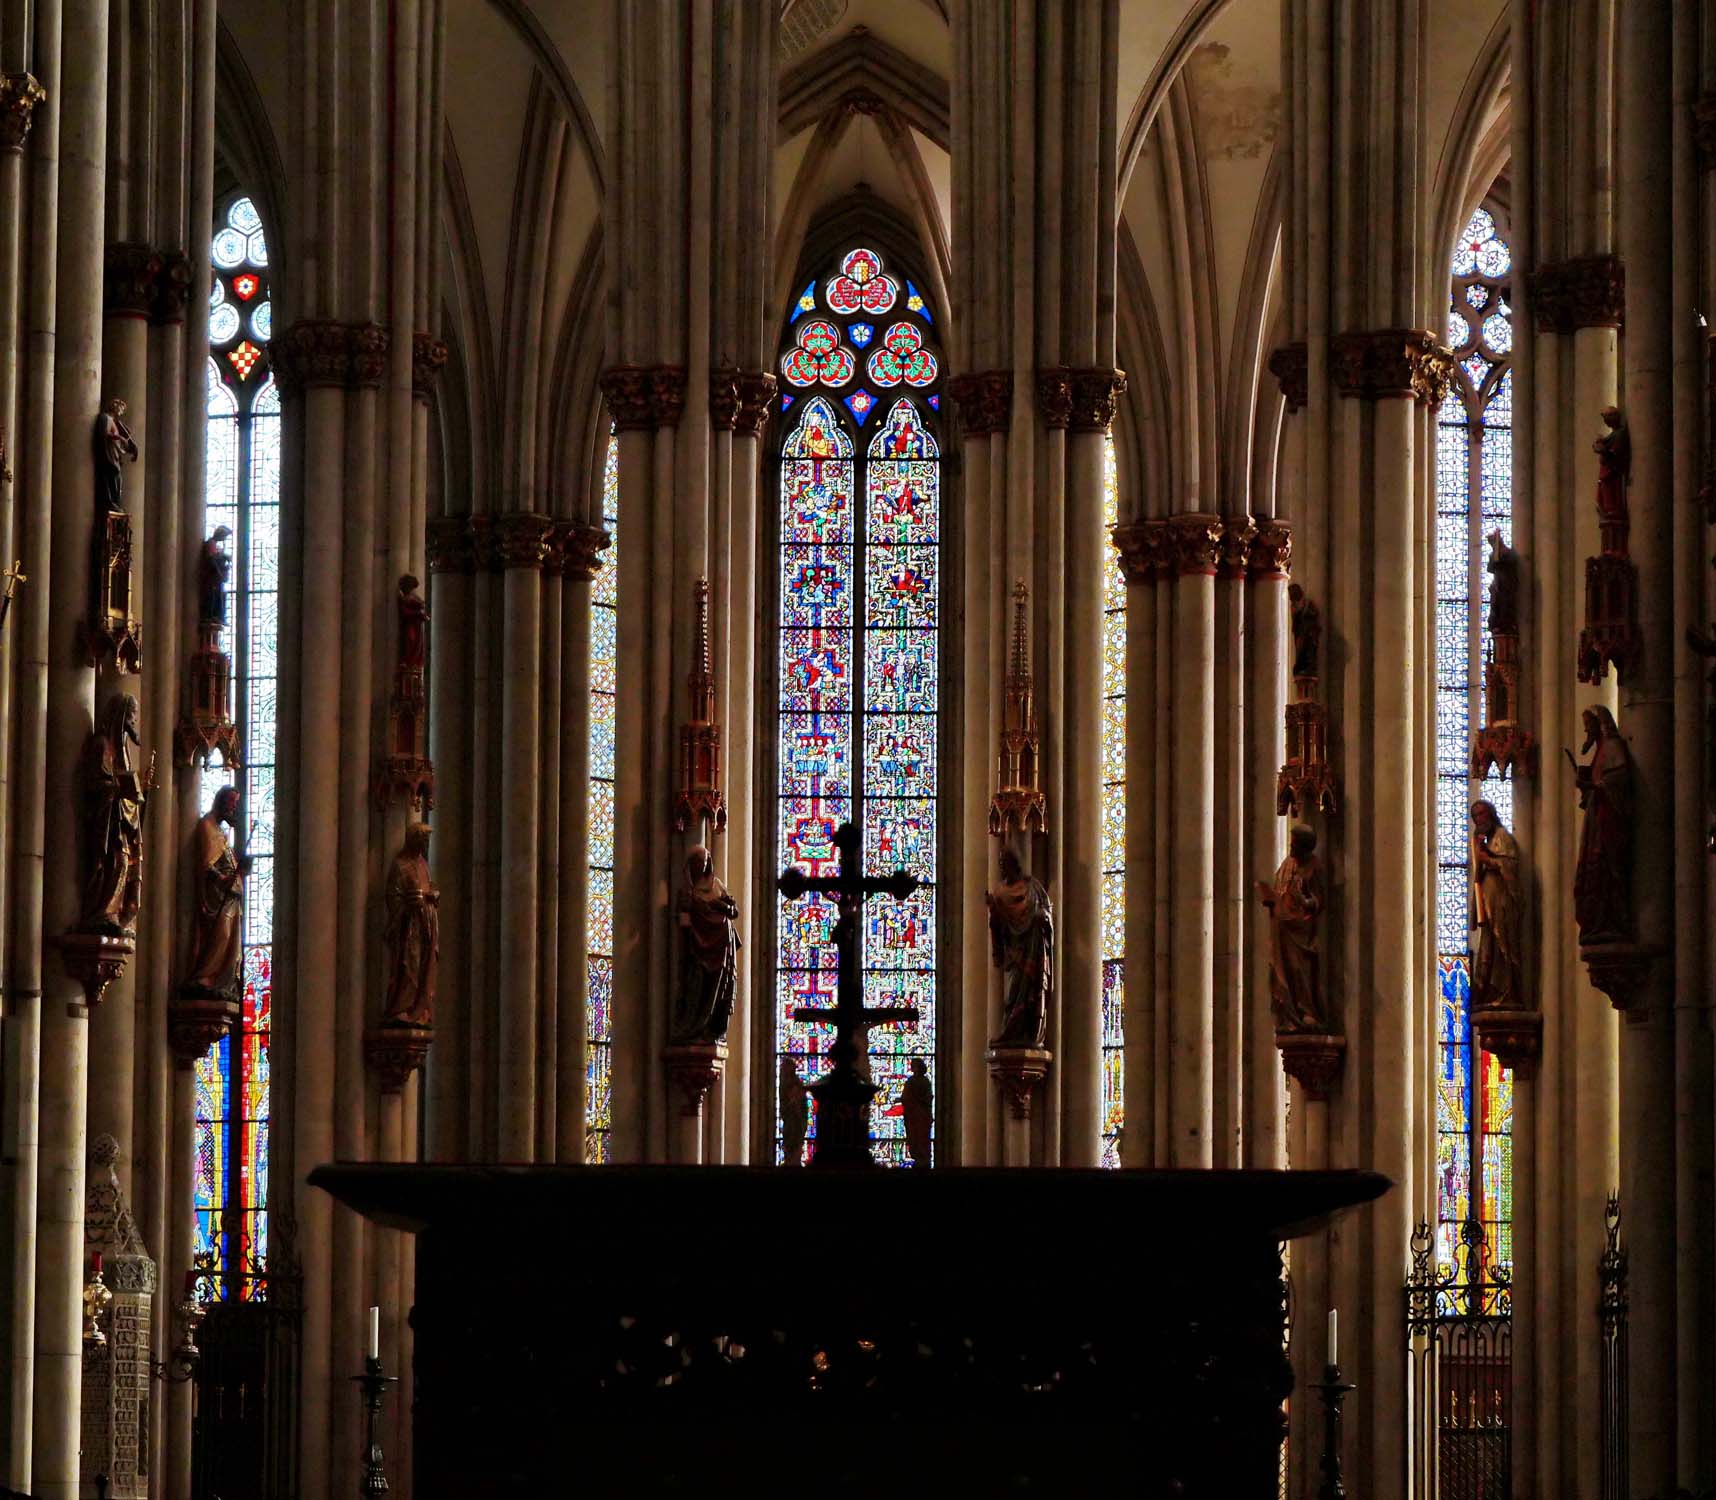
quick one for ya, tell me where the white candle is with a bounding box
[367,1305,380,1362]
[1326,1308,1338,1367]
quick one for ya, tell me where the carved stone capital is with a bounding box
[348,322,389,388]
[561,522,612,582]
[1217,515,1258,581]
[103,242,162,319]
[986,1044,1052,1121]
[1267,343,1308,412]
[735,370,777,435]
[1068,368,1128,433]
[365,1022,434,1094]
[949,371,1013,435]
[1331,328,1454,405]
[1111,519,1167,584]
[272,319,352,396]
[55,932,136,1015]
[168,991,240,1067]
[427,514,479,575]
[648,366,688,429]
[411,333,449,400]
[0,74,47,154]
[1276,1031,1345,1101]
[709,367,742,430]
[1164,513,1224,576]
[1033,368,1073,429]
[1471,1007,1542,1075]
[1527,256,1625,334]
[1694,92,1716,170]
[151,251,192,325]
[1247,518,1293,580]
[600,365,655,431]
[487,512,555,571]
[663,1041,728,1119]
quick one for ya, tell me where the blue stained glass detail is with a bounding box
[791,279,817,324]
[927,393,939,410]
[863,715,936,798]
[849,322,874,347]
[905,281,933,322]
[844,389,877,425]
[780,392,796,412]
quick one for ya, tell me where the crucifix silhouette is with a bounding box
[778,820,918,1168]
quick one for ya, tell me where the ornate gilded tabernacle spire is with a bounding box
[989,579,1046,837]
[674,576,726,834]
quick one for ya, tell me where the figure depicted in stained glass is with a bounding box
[94,397,138,512]
[780,1055,808,1167]
[1289,583,1321,681]
[383,823,439,1026]
[197,525,233,628]
[1593,407,1630,535]
[987,846,1053,1048]
[182,786,248,1000]
[674,845,740,1043]
[78,693,150,935]
[901,1056,932,1168]
[398,573,429,671]
[1571,705,1636,944]
[1469,801,1523,1011]
[1256,824,1326,1033]
[1486,529,1521,637]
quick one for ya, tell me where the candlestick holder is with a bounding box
[352,1355,399,1497]
[82,1267,113,1347]
[152,1291,206,1383]
[1313,1362,1356,1500]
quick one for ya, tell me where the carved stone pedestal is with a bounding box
[1276,1032,1346,1102]
[1580,942,1654,1017]
[1471,1008,1543,1074]
[365,1022,435,1095]
[663,1040,727,1165]
[987,1044,1051,1166]
[167,989,240,1065]
[56,931,136,1015]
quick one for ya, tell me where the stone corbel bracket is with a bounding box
[1580,943,1655,1018]
[56,931,136,1016]
[365,1022,434,1094]
[1471,1007,1543,1075]
[986,1044,1052,1121]
[1276,1031,1345,1101]
[664,1040,728,1119]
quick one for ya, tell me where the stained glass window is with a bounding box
[586,430,618,1162]
[1101,434,1125,1167]
[195,196,277,1291]
[1435,204,1514,1296]
[775,248,940,1166]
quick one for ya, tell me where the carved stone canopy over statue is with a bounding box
[382,822,438,1027]
[986,846,1054,1048]
[901,1056,932,1169]
[674,845,740,1044]
[1571,704,1636,945]
[1255,824,1326,1034]
[181,785,249,1001]
[1288,583,1321,681]
[1470,800,1524,1011]
[94,397,138,513]
[78,693,149,935]
[197,525,232,629]
[1486,529,1521,637]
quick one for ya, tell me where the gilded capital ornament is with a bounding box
[1068,368,1128,433]
[426,514,479,575]
[1165,513,1224,576]
[1033,368,1073,430]
[709,367,742,430]
[648,366,688,429]
[1217,515,1258,581]
[1526,256,1625,335]
[561,522,612,582]
[0,74,46,154]
[151,251,192,325]
[735,370,777,435]
[487,512,555,571]
[989,580,1046,837]
[1267,343,1308,413]
[348,322,389,388]
[1331,328,1454,406]
[1110,519,1167,585]
[103,243,162,319]
[600,365,655,431]
[1247,518,1293,580]
[949,371,1013,435]
[411,333,449,400]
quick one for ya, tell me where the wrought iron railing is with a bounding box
[1599,1193,1628,1500]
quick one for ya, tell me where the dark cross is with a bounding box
[778,821,919,1168]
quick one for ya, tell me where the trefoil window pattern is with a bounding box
[1101,434,1125,1168]
[1434,204,1515,1297]
[587,429,619,1162]
[195,195,278,1288]
[775,246,941,1166]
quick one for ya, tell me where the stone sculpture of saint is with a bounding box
[673,846,739,1044]
[1593,407,1630,529]
[986,846,1053,1048]
[1486,530,1521,637]
[383,823,439,1026]
[1469,800,1523,1011]
[398,573,429,672]
[780,1055,808,1167]
[197,526,232,628]
[1571,705,1635,944]
[901,1057,932,1169]
[182,786,248,1000]
[1255,824,1326,1033]
[78,693,148,935]
[1289,583,1321,681]
[94,397,138,512]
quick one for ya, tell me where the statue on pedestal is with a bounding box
[986,847,1053,1048]
[397,573,429,673]
[780,1055,808,1167]
[1289,583,1321,681]
[182,786,248,999]
[1470,800,1523,1010]
[1486,530,1521,636]
[78,694,149,935]
[1571,705,1636,944]
[673,845,739,1044]
[382,823,438,1026]
[197,525,232,628]
[94,397,138,513]
[1593,407,1630,540]
[1255,824,1326,1033]
[901,1056,932,1168]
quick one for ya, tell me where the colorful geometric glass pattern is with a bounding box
[1434,204,1514,1290]
[587,429,619,1163]
[1101,434,1125,1168]
[775,251,941,1167]
[197,195,277,1290]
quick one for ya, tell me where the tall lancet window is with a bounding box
[1101,434,1125,1167]
[1434,204,1515,1290]
[774,248,942,1166]
[586,428,619,1163]
[195,195,279,1282]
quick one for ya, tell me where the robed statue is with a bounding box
[78,693,149,935]
[1289,583,1321,680]
[398,574,429,671]
[1593,407,1630,529]
[182,786,248,999]
[381,823,439,1026]
[780,1055,808,1167]
[1255,824,1326,1033]
[901,1056,932,1168]
[197,526,232,628]
[1470,800,1523,1010]
[1571,705,1635,944]
[94,397,138,512]
[674,845,739,1043]
[1486,530,1521,636]
[986,846,1053,1048]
